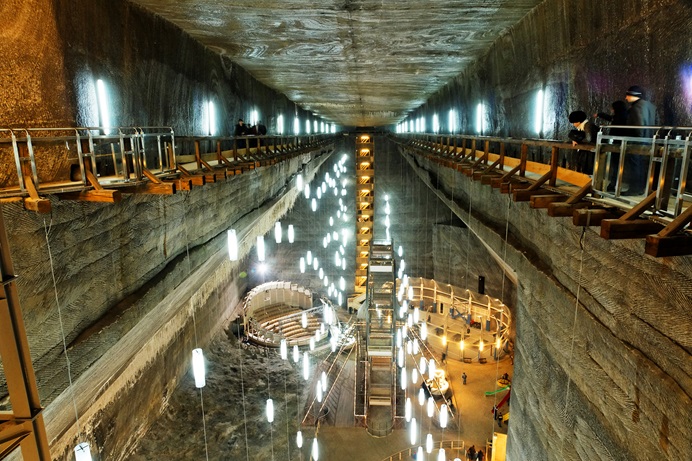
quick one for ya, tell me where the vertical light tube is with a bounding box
[280,339,287,360]
[409,417,417,444]
[208,100,216,135]
[300,257,306,273]
[303,351,310,380]
[256,235,265,262]
[266,398,274,422]
[534,89,545,135]
[311,438,319,460]
[274,222,282,243]
[192,348,205,388]
[296,430,303,448]
[96,79,111,134]
[294,117,300,135]
[288,224,295,243]
[293,345,299,363]
[427,396,434,418]
[277,114,284,135]
[405,397,412,422]
[426,433,433,453]
[440,404,448,428]
[227,229,238,261]
[476,103,485,134]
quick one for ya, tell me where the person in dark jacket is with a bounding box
[623,86,657,195]
[568,110,600,175]
[234,118,248,148]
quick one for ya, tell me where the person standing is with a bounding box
[567,110,600,175]
[497,410,503,427]
[462,372,467,385]
[476,449,485,461]
[623,85,656,195]
[234,118,248,148]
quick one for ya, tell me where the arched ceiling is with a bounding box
[129,0,543,127]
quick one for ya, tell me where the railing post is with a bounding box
[194,139,202,170]
[499,142,506,169]
[520,143,528,177]
[550,145,559,186]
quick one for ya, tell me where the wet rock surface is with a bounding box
[130,328,304,461]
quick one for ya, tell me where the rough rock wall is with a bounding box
[0,0,310,183]
[400,146,691,460]
[419,0,692,138]
[1,146,332,460]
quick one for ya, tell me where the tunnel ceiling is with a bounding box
[130,0,543,127]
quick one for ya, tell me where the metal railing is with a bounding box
[0,126,176,198]
[593,126,692,216]
[0,127,336,200]
[381,439,466,461]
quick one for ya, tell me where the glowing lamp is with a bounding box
[256,236,265,262]
[312,438,319,460]
[274,222,282,243]
[227,229,238,261]
[427,397,434,418]
[293,345,299,363]
[74,442,92,461]
[296,431,303,448]
[192,348,205,388]
[405,397,412,422]
[288,225,295,243]
[438,448,446,461]
[409,417,418,444]
[266,398,274,422]
[440,404,448,428]
[297,174,303,190]
[426,433,433,453]
[280,339,287,360]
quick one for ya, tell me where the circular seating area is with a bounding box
[243,281,326,347]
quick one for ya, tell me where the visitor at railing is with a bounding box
[567,110,599,175]
[234,118,248,147]
[621,85,658,194]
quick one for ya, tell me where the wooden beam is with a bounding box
[565,181,593,205]
[177,165,206,186]
[501,181,529,194]
[619,191,657,221]
[645,233,692,257]
[119,182,176,195]
[512,187,549,202]
[58,189,121,203]
[547,202,591,217]
[600,219,664,239]
[573,208,621,226]
[530,194,566,209]
[21,176,50,213]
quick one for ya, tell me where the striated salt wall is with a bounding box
[398,144,692,461]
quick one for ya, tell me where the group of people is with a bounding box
[234,118,267,137]
[568,85,656,194]
[466,445,484,460]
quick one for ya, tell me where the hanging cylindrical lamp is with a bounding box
[227,229,238,261]
[401,367,407,390]
[479,340,484,352]
[405,397,412,422]
[413,339,420,355]
[311,198,317,212]
[307,250,313,265]
[398,245,403,257]
[266,398,274,423]
[311,438,319,460]
[304,184,310,199]
[309,337,315,351]
[296,430,303,448]
[440,404,448,428]
[313,257,319,270]
[408,285,414,300]
[417,446,424,461]
[192,348,205,388]
[437,448,446,461]
[302,312,308,328]
[317,187,322,199]
[428,359,436,380]
[274,222,282,243]
[421,322,428,341]
[74,442,92,461]
[413,307,420,324]
[256,235,265,262]
[418,388,426,406]
[280,339,288,360]
[427,397,434,418]
[409,417,417,444]
[303,352,310,380]
[316,381,323,402]
[426,433,433,453]
[412,367,419,384]
[321,371,327,391]
[297,174,303,191]
[397,348,404,368]
[300,257,306,273]
[419,356,426,374]
[288,225,295,243]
